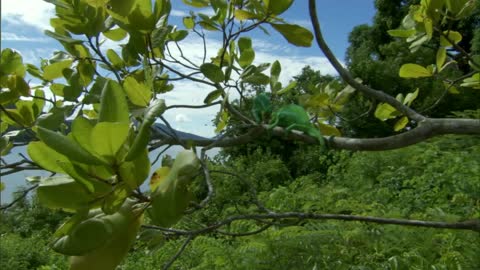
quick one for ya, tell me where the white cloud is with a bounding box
[175,113,192,122]
[1,0,54,31]
[1,32,49,42]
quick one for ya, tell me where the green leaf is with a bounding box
[106,49,125,69]
[71,116,95,153]
[0,48,25,76]
[44,30,83,44]
[403,88,419,106]
[183,16,195,29]
[43,60,73,81]
[124,99,166,161]
[243,73,270,85]
[36,176,99,212]
[123,76,152,107]
[103,28,128,41]
[36,112,65,131]
[0,182,4,192]
[394,116,409,131]
[200,63,225,83]
[102,183,129,214]
[204,89,223,104]
[119,149,150,190]
[8,75,30,96]
[374,103,398,121]
[264,0,293,15]
[436,47,447,70]
[238,37,255,68]
[399,63,433,78]
[91,122,130,161]
[234,10,258,20]
[460,73,480,89]
[270,60,281,91]
[277,81,297,95]
[387,29,416,38]
[37,126,108,165]
[182,0,209,8]
[50,83,66,96]
[98,79,130,123]
[270,23,313,47]
[440,31,462,47]
[77,60,95,86]
[168,30,188,42]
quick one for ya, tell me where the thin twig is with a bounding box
[162,235,194,270]
[0,184,39,211]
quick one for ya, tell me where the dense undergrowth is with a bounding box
[1,135,479,269]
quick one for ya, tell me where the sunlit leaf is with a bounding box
[103,28,128,41]
[440,31,462,47]
[107,49,125,69]
[123,76,151,107]
[91,122,130,160]
[399,63,433,78]
[98,79,129,123]
[234,10,258,20]
[0,48,25,76]
[374,103,398,121]
[387,29,416,38]
[37,126,108,165]
[43,60,73,81]
[394,116,409,131]
[183,16,195,29]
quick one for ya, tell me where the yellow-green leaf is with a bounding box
[103,28,128,41]
[98,79,130,123]
[374,103,398,121]
[394,116,409,131]
[436,47,447,70]
[91,122,130,160]
[440,31,462,47]
[43,60,73,81]
[399,63,433,78]
[37,127,107,165]
[403,88,419,106]
[27,141,69,173]
[318,122,342,136]
[387,29,416,38]
[183,16,195,29]
[123,76,151,107]
[107,49,125,69]
[234,10,258,20]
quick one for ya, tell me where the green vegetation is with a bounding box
[1,0,479,269]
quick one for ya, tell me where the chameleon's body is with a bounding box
[268,104,325,148]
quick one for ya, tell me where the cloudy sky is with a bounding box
[1,0,375,137]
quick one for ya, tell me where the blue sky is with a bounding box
[1,1,376,202]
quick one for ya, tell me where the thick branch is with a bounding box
[153,118,480,151]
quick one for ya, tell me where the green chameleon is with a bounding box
[268,104,325,149]
[251,92,272,123]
